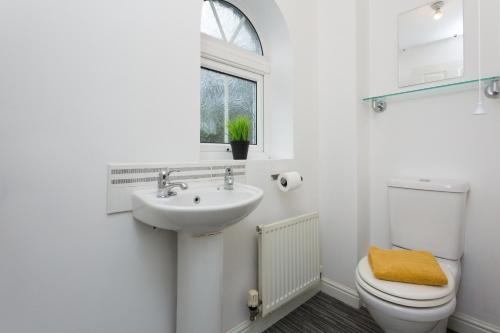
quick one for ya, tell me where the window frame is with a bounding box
[200,0,270,155]
[200,56,264,153]
[201,34,270,75]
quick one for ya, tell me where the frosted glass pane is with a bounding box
[201,2,222,39]
[200,68,257,145]
[232,20,263,55]
[227,75,257,144]
[201,0,263,55]
[200,68,225,144]
[212,0,243,42]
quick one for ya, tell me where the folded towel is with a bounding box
[368,246,448,286]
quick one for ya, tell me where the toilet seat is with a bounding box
[356,257,455,308]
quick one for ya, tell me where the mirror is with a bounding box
[398,0,464,87]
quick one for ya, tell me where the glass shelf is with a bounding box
[363,76,500,112]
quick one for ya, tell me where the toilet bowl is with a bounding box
[355,256,461,333]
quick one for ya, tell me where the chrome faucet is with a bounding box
[158,168,188,198]
[224,167,234,190]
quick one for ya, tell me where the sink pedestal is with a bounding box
[177,232,223,333]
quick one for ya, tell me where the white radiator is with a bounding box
[257,212,321,317]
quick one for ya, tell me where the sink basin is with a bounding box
[132,182,264,234]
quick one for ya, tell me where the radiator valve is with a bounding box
[248,289,259,321]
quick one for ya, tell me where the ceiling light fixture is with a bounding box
[431,1,445,20]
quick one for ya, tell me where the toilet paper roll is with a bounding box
[277,172,303,192]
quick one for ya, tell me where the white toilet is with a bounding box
[356,178,470,333]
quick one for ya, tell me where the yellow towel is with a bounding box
[368,246,448,286]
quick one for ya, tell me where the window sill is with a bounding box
[200,150,274,161]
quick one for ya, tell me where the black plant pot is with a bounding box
[230,141,250,160]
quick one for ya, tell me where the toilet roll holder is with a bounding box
[270,174,304,181]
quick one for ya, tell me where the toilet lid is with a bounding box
[357,257,455,304]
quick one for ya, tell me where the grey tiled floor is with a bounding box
[265,292,457,333]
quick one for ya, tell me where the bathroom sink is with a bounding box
[133,181,264,332]
[132,183,264,234]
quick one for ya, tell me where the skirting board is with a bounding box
[321,276,360,309]
[448,312,500,333]
[225,283,321,333]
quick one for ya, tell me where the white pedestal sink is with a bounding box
[132,183,264,333]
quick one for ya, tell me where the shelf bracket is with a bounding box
[371,99,387,112]
[485,80,499,99]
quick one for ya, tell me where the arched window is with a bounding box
[201,0,263,55]
[200,0,268,153]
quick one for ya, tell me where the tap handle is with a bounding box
[224,167,234,190]
[159,168,181,186]
[159,169,168,187]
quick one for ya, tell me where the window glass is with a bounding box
[201,2,222,39]
[200,68,257,145]
[231,20,262,54]
[201,0,263,55]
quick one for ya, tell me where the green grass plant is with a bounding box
[227,116,251,142]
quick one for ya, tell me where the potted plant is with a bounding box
[227,116,252,160]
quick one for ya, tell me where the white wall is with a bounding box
[0,0,319,332]
[317,0,371,289]
[356,0,372,264]
[0,0,201,332]
[368,0,500,327]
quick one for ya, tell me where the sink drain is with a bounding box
[193,196,201,204]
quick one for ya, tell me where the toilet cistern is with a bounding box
[157,168,188,198]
